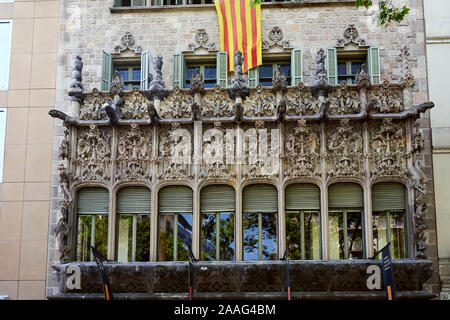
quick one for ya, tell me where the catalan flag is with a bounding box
[215,0,262,73]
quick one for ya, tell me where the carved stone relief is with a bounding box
[114,32,143,54]
[262,26,292,50]
[116,124,152,182]
[368,80,404,113]
[80,88,109,120]
[327,82,361,115]
[369,118,407,178]
[159,87,194,119]
[336,24,367,47]
[284,83,321,116]
[187,29,217,52]
[327,119,364,178]
[157,123,193,180]
[73,124,111,182]
[120,87,152,119]
[201,86,235,118]
[284,120,321,177]
[242,85,277,117]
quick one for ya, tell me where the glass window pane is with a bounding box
[219,213,235,260]
[261,213,277,260]
[347,211,363,259]
[329,212,343,259]
[201,213,217,261]
[117,215,150,262]
[286,213,301,260]
[204,81,216,89]
[76,215,108,262]
[372,212,388,256]
[279,64,290,77]
[259,79,272,87]
[132,68,141,81]
[204,66,217,79]
[390,211,405,259]
[337,62,347,76]
[243,213,259,261]
[259,64,273,78]
[351,62,363,75]
[186,66,199,81]
[177,213,192,261]
[158,215,174,261]
[117,69,129,81]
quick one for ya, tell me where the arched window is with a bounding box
[328,183,364,260]
[158,186,193,261]
[285,184,321,260]
[243,184,278,261]
[76,187,109,261]
[372,182,407,258]
[116,187,151,262]
[200,185,236,261]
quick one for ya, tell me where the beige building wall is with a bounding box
[424,0,450,300]
[0,0,59,300]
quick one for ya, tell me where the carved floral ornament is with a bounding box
[243,85,277,117]
[160,86,194,119]
[336,24,367,48]
[201,85,235,118]
[114,32,143,54]
[284,83,321,116]
[327,82,361,115]
[262,26,292,50]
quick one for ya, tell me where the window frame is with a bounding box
[114,62,142,90]
[337,60,365,84]
[0,20,12,91]
[185,63,217,89]
[285,210,321,260]
[158,211,193,261]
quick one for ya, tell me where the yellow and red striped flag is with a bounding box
[215,0,262,73]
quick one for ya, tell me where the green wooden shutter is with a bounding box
[117,187,151,214]
[77,188,109,214]
[113,0,121,7]
[328,183,363,208]
[159,186,193,213]
[141,50,149,90]
[291,48,303,86]
[367,46,381,84]
[372,183,406,211]
[248,67,259,88]
[285,184,320,210]
[216,51,228,87]
[173,52,185,88]
[132,0,146,5]
[201,185,235,213]
[326,48,338,85]
[101,50,113,91]
[243,184,278,213]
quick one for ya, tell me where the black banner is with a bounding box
[188,246,197,300]
[380,242,396,300]
[282,247,290,300]
[91,246,113,300]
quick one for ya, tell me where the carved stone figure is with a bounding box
[110,70,125,97]
[272,64,287,91]
[312,48,332,98]
[229,50,250,99]
[355,63,371,88]
[55,163,73,263]
[400,46,415,88]
[285,120,320,177]
[68,55,84,102]
[327,82,361,115]
[148,54,168,100]
[336,24,366,47]
[59,129,71,160]
[190,68,205,94]
[327,119,364,177]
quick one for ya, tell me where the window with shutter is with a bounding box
[76,188,109,262]
[326,48,338,85]
[367,46,381,84]
[216,51,228,87]
[243,184,278,261]
[173,53,186,88]
[101,50,113,91]
[158,186,193,261]
[285,184,320,260]
[372,182,406,259]
[200,185,235,261]
[116,187,151,262]
[291,48,303,86]
[328,183,364,260]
